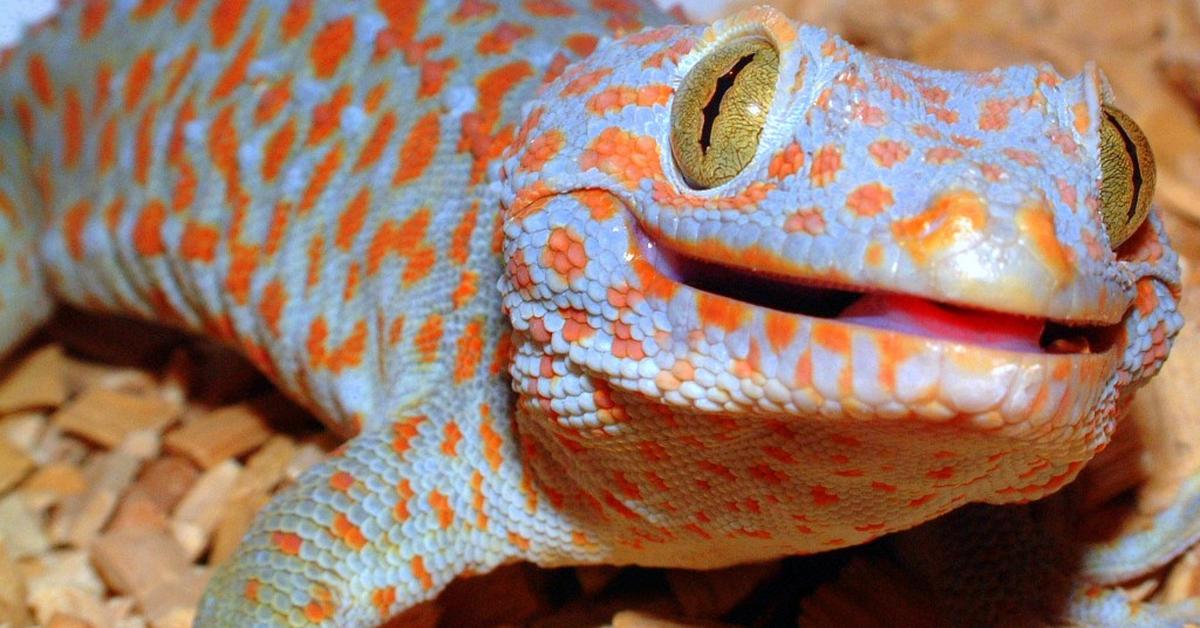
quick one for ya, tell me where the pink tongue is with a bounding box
[838,293,1045,352]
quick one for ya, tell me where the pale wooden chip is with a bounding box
[0,344,67,414]
[48,451,141,548]
[92,527,191,603]
[163,399,276,469]
[170,459,241,560]
[53,388,181,450]
[0,493,48,559]
[0,541,32,627]
[0,437,34,495]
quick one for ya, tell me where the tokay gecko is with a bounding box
[0,0,1192,625]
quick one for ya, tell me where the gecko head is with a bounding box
[496,6,1182,548]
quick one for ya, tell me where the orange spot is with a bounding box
[132,199,167,256]
[311,17,355,78]
[299,144,343,213]
[180,221,219,262]
[211,25,259,102]
[579,127,665,189]
[1016,201,1075,287]
[271,531,303,555]
[335,189,371,250]
[134,104,158,185]
[393,478,414,521]
[124,50,155,111]
[454,319,484,383]
[62,88,84,166]
[768,141,805,178]
[62,200,90,261]
[573,190,620,221]
[476,61,534,133]
[175,0,202,22]
[697,293,750,333]
[371,586,396,617]
[518,129,565,172]
[375,0,423,51]
[354,111,396,172]
[543,227,587,284]
[307,85,351,146]
[450,203,478,265]
[366,208,434,283]
[586,84,673,115]
[255,77,293,124]
[429,490,454,528]
[845,182,894,217]
[281,0,314,40]
[441,421,463,457]
[480,405,504,472]
[259,279,285,337]
[210,0,250,48]
[244,578,260,601]
[809,144,842,187]
[391,416,423,458]
[411,555,434,590]
[208,104,244,206]
[330,471,355,492]
[477,20,533,55]
[81,0,109,39]
[811,485,839,506]
[562,68,611,96]
[813,322,851,354]
[262,117,296,182]
[26,54,53,106]
[564,33,598,56]
[393,112,440,185]
[764,312,799,352]
[332,512,367,550]
[891,190,988,266]
[415,314,443,363]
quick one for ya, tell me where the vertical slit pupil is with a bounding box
[699,53,756,155]
[1104,110,1143,221]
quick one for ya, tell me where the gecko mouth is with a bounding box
[636,228,1118,355]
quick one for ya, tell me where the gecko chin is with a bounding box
[633,224,1120,356]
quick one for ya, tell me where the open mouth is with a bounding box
[635,228,1119,355]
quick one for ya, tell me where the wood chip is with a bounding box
[0,410,47,453]
[0,344,67,414]
[53,388,180,450]
[19,462,87,511]
[109,486,171,533]
[0,436,34,495]
[208,491,270,567]
[612,609,719,628]
[24,550,107,626]
[163,399,276,468]
[0,542,32,627]
[171,460,241,560]
[141,567,209,628]
[48,451,141,548]
[92,527,191,603]
[134,456,200,514]
[0,493,48,559]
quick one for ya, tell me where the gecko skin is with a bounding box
[0,0,1190,625]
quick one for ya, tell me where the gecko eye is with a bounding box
[670,37,779,190]
[1098,104,1155,248]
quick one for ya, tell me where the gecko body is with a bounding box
[0,1,1187,625]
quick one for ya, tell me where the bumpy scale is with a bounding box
[0,1,1188,625]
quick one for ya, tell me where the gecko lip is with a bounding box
[633,225,1119,355]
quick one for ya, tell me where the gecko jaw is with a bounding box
[633,223,1119,355]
